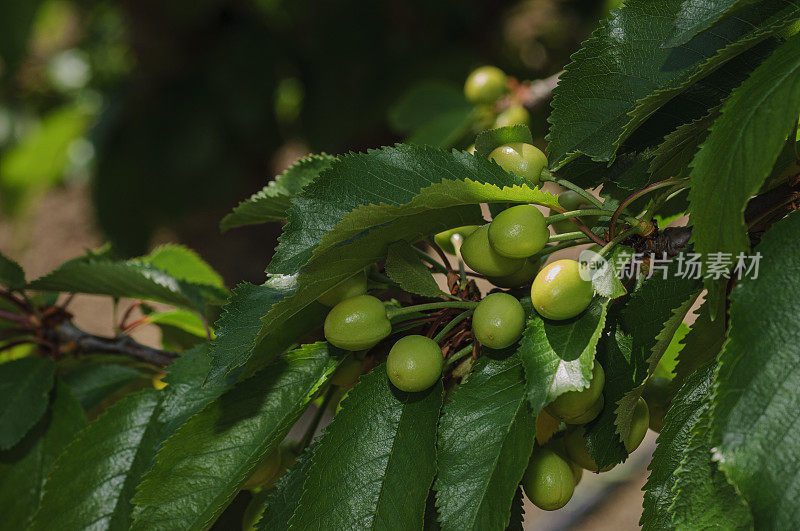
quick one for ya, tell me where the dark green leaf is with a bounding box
[407,108,475,149]
[268,144,559,275]
[474,126,533,157]
[132,343,338,530]
[519,298,610,411]
[158,344,239,439]
[547,0,799,167]
[220,154,336,232]
[435,353,535,530]
[62,363,143,410]
[291,367,442,529]
[670,407,752,529]
[671,291,726,392]
[389,81,472,133]
[664,0,749,48]
[0,381,85,530]
[0,357,56,449]
[385,241,445,298]
[711,211,800,528]
[0,250,26,289]
[688,33,800,314]
[29,259,206,312]
[640,362,715,530]
[256,445,316,530]
[30,390,162,531]
[648,110,718,181]
[506,487,525,531]
[206,280,326,384]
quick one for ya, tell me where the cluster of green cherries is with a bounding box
[463,65,531,129]
[521,363,651,511]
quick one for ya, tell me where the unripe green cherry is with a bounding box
[564,395,604,425]
[487,255,544,288]
[464,66,507,104]
[489,143,548,186]
[386,335,443,392]
[329,355,364,387]
[317,270,367,307]
[471,292,526,349]
[434,225,480,255]
[564,426,614,472]
[624,397,650,453]
[544,437,584,486]
[243,447,282,490]
[642,376,670,432]
[461,225,525,277]
[488,205,549,259]
[531,259,594,320]
[551,190,599,234]
[547,363,605,422]
[522,448,575,511]
[324,295,391,351]
[494,104,530,128]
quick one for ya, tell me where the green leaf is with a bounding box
[670,407,753,529]
[506,487,525,531]
[29,259,206,312]
[132,343,338,530]
[30,389,162,531]
[0,381,86,530]
[389,81,472,133]
[663,0,750,48]
[688,33,800,315]
[474,126,534,157]
[519,298,611,411]
[546,0,799,168]
[146,309,210,339]
[206,280,326,384]
[648,110,718,181]
[0,357,56,449]
[640,362,715,530]
[671,292,727,391]
[268,144,559,275]
[62,363,143,410]
[560,151,654,193]
[586,268,700,467]
[435,353,535,531]
[255,445,316,530]
[220,154,336,232]
[710,210,800,528]
[143,244,226,297]
[385,241,445,298]
[0,250,26,289]
[407,108,476,149]
[590,245,633,298]
[157,344,239,439]
[291,367,442,529]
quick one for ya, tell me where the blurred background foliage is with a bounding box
[0,0,621,282]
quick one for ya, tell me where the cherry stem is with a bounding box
[538,239,592,258]
[547,231,587,243]
[544,209,608,224]
[444,343,475,369]
[0,309,28,327]
[0,289,33,314]
[541,173,606,210]
[300,386,336,450]
[433,310,474,344]
[410,246,448,274]
[429,238,454,271]
[386,301,479,320]
[609,179,688,236]
[598,226,642,259]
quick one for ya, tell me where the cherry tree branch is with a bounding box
[47,321,178,366]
